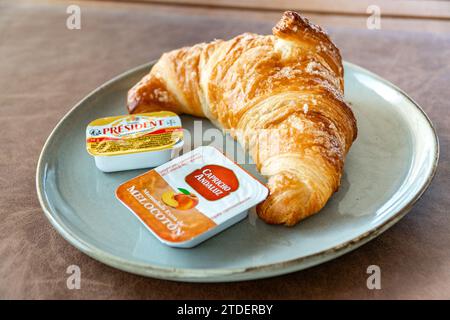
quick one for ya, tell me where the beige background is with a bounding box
[0,0,449,299]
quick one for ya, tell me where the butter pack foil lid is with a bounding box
[86,112,183,156]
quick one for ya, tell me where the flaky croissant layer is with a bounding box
[127,11,357,226]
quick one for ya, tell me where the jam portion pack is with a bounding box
[116,146,268,248]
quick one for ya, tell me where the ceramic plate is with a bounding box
[36,62,438,282]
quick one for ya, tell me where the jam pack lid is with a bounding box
[115,146,268,245]
[86,111,183,156]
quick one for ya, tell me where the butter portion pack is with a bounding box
[86,112,183,172]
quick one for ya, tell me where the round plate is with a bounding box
[36,61,438,282]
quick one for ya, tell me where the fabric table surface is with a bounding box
[0,0,449,299]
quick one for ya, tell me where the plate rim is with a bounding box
[36,61,440,282]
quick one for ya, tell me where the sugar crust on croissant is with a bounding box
[127,11,357,226]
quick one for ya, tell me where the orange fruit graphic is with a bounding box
[174,193,199,210]
[161,191,178,208]
[162,189,198,210]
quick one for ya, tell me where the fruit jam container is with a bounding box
[86,112,183,172]
[116,146,269,248]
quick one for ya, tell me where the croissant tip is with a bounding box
[273,11,328,40]
[282,11,309,24]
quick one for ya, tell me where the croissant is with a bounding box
[127,11,357,226]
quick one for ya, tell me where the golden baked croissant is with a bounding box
[127,11,357,226]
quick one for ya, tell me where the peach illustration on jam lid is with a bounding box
[162,188,198,210]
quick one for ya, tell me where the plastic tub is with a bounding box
[86,111,183,172]
[116,146,269,248]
